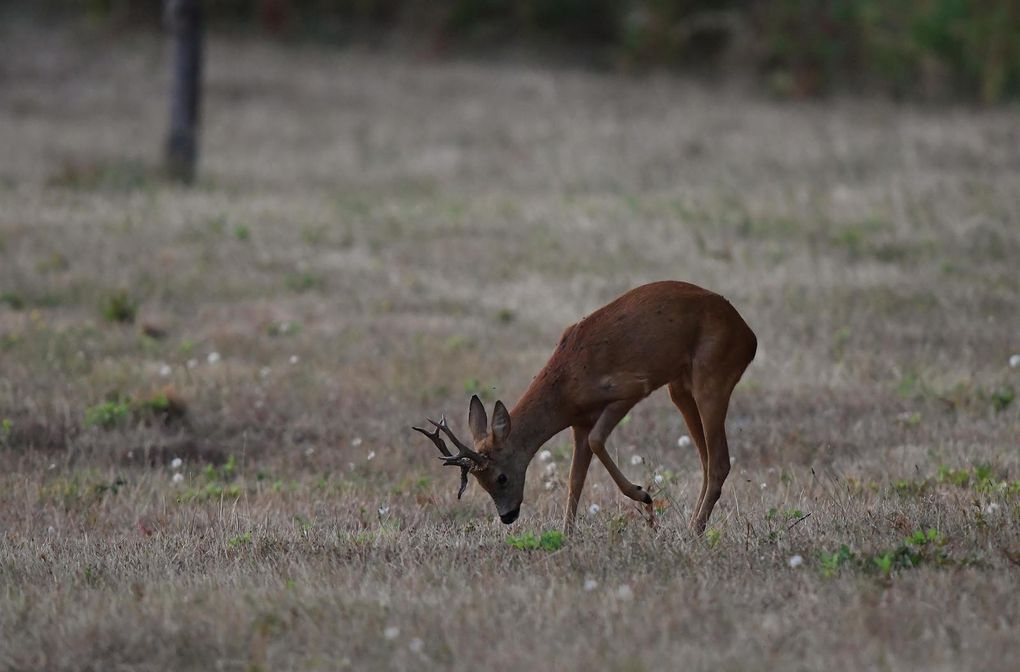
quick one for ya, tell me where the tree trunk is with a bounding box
[164,0,203,184]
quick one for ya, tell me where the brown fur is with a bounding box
[463,281,757,533]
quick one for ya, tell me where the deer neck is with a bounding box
[509,377,569,459]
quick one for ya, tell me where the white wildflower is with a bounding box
[409,637,424,654]
[207,352,221,364]
[616,584,633,601]
[259,366,271,379]
[677,435,692,448]
[588,503,601,515]
[170,457,183,470]
[172,472,184,484]
[366,450,376,461]
[48,463,56,470]
[760,482,767,489]
[305,447,315,456]
[186,358,198,369]
[47,526,56,535]
[630,455,643,466]
[544,462,557,475]
[583,578,598,591]
[279,321,292,333]
[378,504,390,517]
[159,364,172,377]
[788,554,804,568]
[1010,354,1020,368]
[653,474,664,485]
[352,437,363,447]
[289,355,299,365]
[383,626,399,640]
[985,502,1001,515]
[538,449,553,461]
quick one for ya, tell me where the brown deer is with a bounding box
[414,281,756,534]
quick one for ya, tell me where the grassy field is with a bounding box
[2,21,1019,672]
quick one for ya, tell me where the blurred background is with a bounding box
[20,0,1020,101]
[1,2,1019,670]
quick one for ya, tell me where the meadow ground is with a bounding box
[1,21,1019,672]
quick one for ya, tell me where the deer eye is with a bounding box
[497,474,509,487]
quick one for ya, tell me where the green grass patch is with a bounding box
[506,530,566,551]
[818,529,950,578]
[100,291,138,324]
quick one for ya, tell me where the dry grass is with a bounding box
[2,20,1020,672]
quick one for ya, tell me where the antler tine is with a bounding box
[431,415,485,466]
[413,412,486,501]
[411,421,453,458]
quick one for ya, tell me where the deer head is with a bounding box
[414,394,527,524]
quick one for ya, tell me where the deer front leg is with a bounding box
[587,399,652,509]
[563,425,593,535]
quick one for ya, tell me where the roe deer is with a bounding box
[414,281,757,533]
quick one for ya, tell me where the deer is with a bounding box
[413,280,757,534]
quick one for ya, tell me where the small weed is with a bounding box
[82,565,101,587]
[266,321,300,337]
[180,482,244,503]
[1,291,25,310]
[819,529,949,578]
[896,411,922,427]
[233,224,250,241]
[94,476,128,495]
[496,308,515,323]
[765,507,805,521]
[133,388,188,426]
[390,475,431,496]
[100,291,137,324]
[893,478,928,497]
[937,465,972,488]
[178,455,243,502]
[704,528,721,548]
[896,372,923,398]
[227,532,253,548]
[285,272,323,293]
[85,400,131,429]
[819,544,856,577]
[832,326,851,357]
[37,251,69,273]
[463,378,494,401]
[991,385,1015,412]
[506,530,565,551]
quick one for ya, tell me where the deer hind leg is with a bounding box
[587,398,652,508]
[689,369,743,535]
[563,424,594,535]
[667,382,709,530]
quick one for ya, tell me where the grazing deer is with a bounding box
[414,281,756,534]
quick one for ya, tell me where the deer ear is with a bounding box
[491,400,511,442]
[468,394,488,441]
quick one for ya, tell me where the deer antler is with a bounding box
[412,415,487,499]
[411,417,453,458]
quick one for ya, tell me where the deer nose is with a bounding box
[499,506,520,524]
